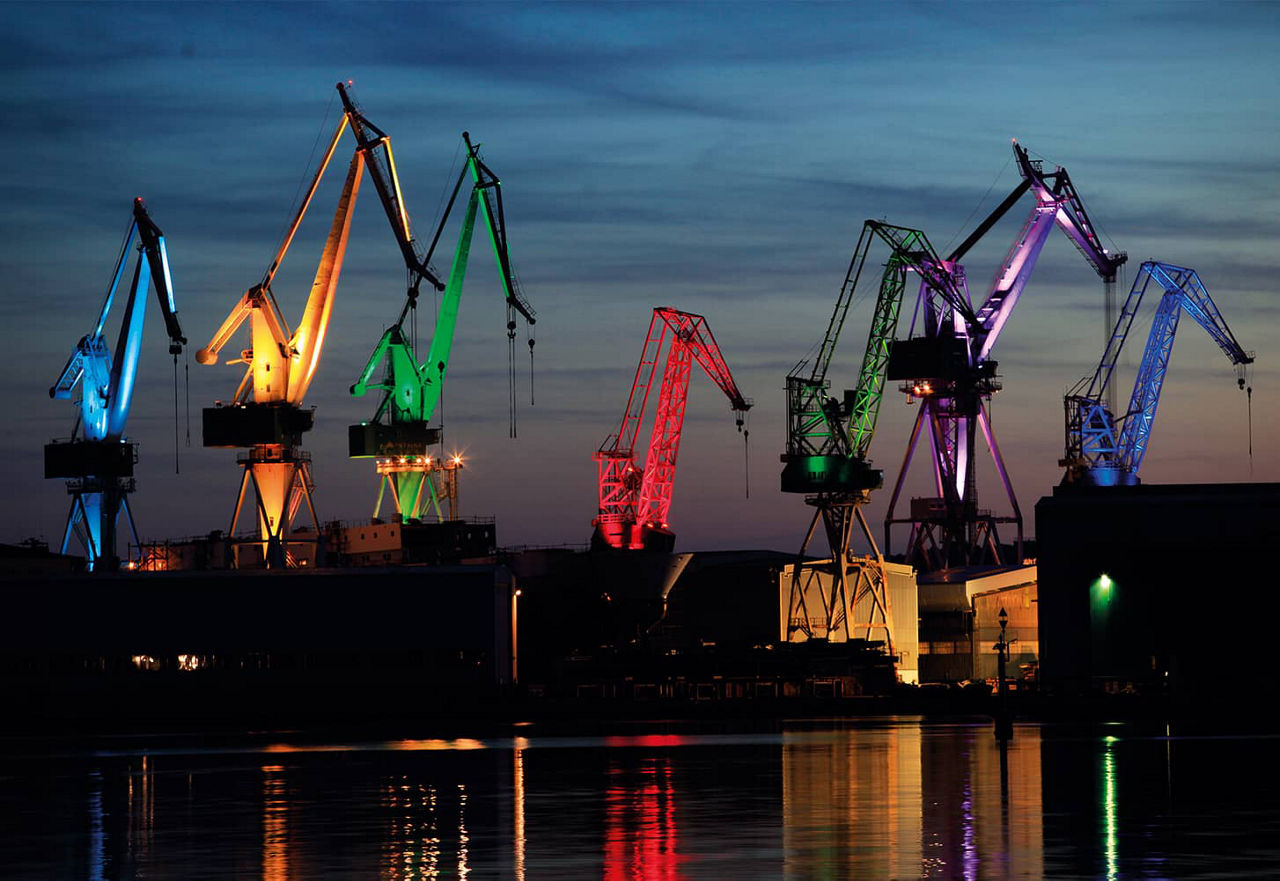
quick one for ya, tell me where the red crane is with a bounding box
[593,307,751,552]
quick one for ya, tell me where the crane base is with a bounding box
[44,441,136,479]
[781,456,882,494]
[348,422,441,458]
[203,404,313,448]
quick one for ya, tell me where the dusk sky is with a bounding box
[4,2,1277,556]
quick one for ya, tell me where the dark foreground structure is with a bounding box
[0,549,909,733]
[1,566,516,730]
[1037,482,1280,698]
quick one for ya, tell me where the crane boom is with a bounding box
[337,81,444,298]
[972,143,1126,362]
[594,307,750,552]
[45,198,186,571]
[1062,261,1253,486]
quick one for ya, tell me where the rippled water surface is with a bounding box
[2,720,1276,879]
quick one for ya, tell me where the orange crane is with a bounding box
[197,94,363,568]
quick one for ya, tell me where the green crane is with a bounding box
[341,83,535,521]
[782,220,965,495]
[781,220,967,649]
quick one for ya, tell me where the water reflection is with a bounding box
[380,776,474,879]
[1101,738,1118,881]
[780,725,1044,879]
[262,765,289,881]
[88,770,104,881]
[513,740,526,881]
[88,755,154,880]
[604,757,682,880]
[1,723,1276,878]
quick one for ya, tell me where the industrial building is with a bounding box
[0,566,518,728]
[1037,482,1280,696]
[916,564,1038,685]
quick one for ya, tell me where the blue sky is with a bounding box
[3,1,1277,555]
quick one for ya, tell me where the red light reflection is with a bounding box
[604,759,684,880]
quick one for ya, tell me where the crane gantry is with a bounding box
[197,90,364,568]
[1061,261,1253,487]
[594,307,750,552]
[882,141,1126,571]
[46,198,186,571]
[342,78,535,522]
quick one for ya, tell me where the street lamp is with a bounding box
[996,607,1009,687]
[995,606,1012,740]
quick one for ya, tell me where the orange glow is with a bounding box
[387,738,487,751]
[262,765,289,881]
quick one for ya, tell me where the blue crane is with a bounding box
[45,198,186,570]
[1061,260,1252,486]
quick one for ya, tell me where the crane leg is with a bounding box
[229,465,252,537]
[60,495,80,557]
[786,504,824,639]
[121,494,141,568]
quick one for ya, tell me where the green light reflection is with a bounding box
[1102,738,1118,881]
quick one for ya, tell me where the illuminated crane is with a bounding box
[197,96,363,568]
[1061,261,1253,486]
[45,198,186,571]
[782,221,966,646]
[594,307,750,552]
[883,141,1126,570]
[342,78,535,521]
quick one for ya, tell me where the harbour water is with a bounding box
[2,718,1276,879]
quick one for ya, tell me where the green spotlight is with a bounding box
[1099,573,1113,591]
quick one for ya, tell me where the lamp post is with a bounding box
[995,606,1012,740]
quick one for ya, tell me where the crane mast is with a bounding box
[883,141,1126,571]
[342,78,535,522]
[1061,261,1252,486]
[197,101,362,568]
[45,198,186,571]
[594,307,750,552]
[781,221,963,649]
